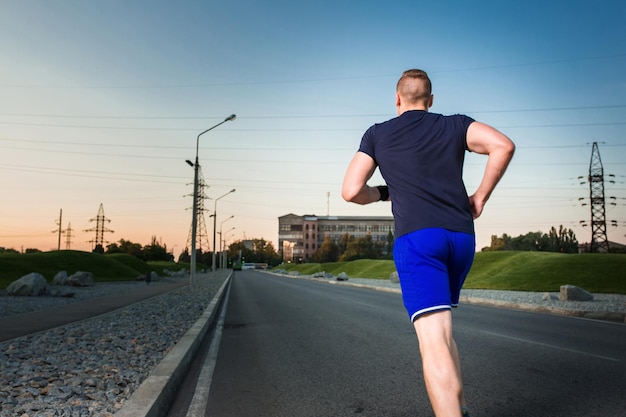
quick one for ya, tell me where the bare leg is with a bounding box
[413,310,464,417]
[450,336,467,410]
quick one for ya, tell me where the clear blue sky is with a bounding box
[1,0,624,256]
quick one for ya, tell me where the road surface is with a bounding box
[183,271,626,416]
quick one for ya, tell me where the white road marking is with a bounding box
[480,330,620,362]
[186,282,232,417]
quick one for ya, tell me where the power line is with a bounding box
[1,104,625,119]
[1,120,625,131]
[1,136,625,153]
[1,52,624,90]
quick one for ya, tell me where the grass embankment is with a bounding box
[275,251,626,294]
[0,250,192,289]
[1,250,623,294]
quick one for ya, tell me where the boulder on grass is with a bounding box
[559,285,593,301]
[7,273,49,296]
[52,270,69,286]
[336,272,349,281]
[390,271,400,284]
[68,271,94,287]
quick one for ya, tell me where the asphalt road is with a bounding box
[200,271,626,417]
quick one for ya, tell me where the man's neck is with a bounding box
[399,106,429,115]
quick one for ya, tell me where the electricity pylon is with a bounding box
[64,222,75,250]
[587,142,610,252]
[185,166,211,253]
[85,203,114,252]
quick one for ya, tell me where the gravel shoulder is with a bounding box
[0,273,228,417]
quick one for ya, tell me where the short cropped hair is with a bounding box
[396,69,432,106]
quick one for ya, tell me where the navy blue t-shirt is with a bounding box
[358,110,475,238]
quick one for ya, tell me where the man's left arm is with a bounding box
[466,121,515,218]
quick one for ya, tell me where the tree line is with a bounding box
[5,225,620,263]
[312,232,394,263]
[482,225,579,253]
[177,238,282,267]
[313,225,585,262]
[103,236,174,261]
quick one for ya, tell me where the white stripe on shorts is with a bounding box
[410,304,451,322]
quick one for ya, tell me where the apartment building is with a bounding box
[278,213,394,262]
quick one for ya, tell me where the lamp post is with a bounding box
[219,215,235,268]
[218,226,235,268]
[212,189,236,272]
[189,114,236,283]
[223,227,236,268]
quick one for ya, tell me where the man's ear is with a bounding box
[428,94,434,108]
[396,92,402,111]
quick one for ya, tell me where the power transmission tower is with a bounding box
[587,142,610,252]
[64,222,75,250]
[186,166,211,253]
[85,203,114,252]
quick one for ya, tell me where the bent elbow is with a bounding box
[341,183,367,204]
[341,187,357,203]
[506,140,516,156]
[495,137,516,162]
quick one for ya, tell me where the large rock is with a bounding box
[52,270,69,286]
[390,271,400,284]
[68,271,94,287]
[6,273,49,296]
[542,292,558,301]
[336,272,349,281]
[560,285,593,301]
[312,271,334,279]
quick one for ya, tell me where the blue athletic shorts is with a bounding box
[393,228,475,321]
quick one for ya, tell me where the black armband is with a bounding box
[376,185,389,201]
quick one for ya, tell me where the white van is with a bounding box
[241,262,255,270]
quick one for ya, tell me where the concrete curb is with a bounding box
[116,272,232,417]
[459,295,626,323]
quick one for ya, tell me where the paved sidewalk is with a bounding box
[0,280,188,342]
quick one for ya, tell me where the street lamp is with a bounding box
[189,114,236,283]
[219,225,236,268]
[223,227,236,268]
[212,189,236,272]
[219,215,235,268]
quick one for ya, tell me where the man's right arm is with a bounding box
[466,122,515,219]
[342,151,381,205]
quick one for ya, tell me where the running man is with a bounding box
[342,69,515,417]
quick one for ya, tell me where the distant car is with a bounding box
[241,262,255,270]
